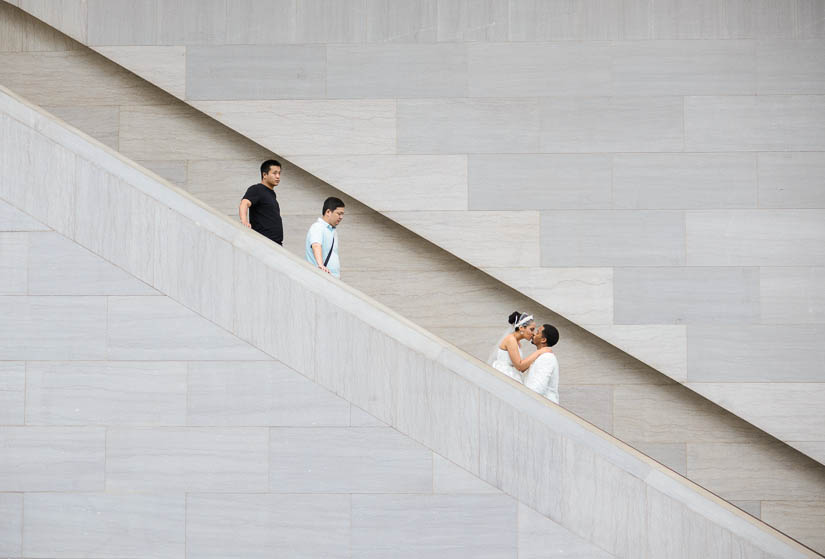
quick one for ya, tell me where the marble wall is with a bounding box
[1,3,824,552]
[0,76,815,559]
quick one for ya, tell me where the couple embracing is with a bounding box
[490,311,560,404]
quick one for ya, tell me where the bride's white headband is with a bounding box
[515,314,534,328]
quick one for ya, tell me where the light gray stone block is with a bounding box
[158,0,226,45]
[0,362,24,425]
[187,45,326,100]
[686,210,825,266]
[730,500,762,519]
[687,324,825,381]
[0,296,106,360]
[762,501,825,556]
[95,44,187,99]
[651,0,753,38]
[0,426,104,491]
[0,2,24,52]
[106,427,269,492]
[518,503,614,559]
[509,0,621,40]
[351,494,517,558]
[43,104,119,149]
[629,442,686,476]
[613,40,755,95]
[327,44,467,98]
[758,40,825,94]
[761,267,825,324]
[614,267,760,324]
[137,159,188,186]
[186,493,351,559]
[561,439,647,558]
[187,360,350,426]
[798,0,825,38]
[0,232,26,294]
[755,0,797,38]
[613,153,757,209]
[295,0,367,43]
[350,404,386,426]
[758,152,825,208]
[434,454,500,494]
[25,361,187,426]
[0,493,22,557]
[23,493,185,559]
[436,0,508,41]
[107,295,268,360]
[0,199,48,231]
[397,98,540,154]
[17,0,88,44]
[478,391,563,518]
[366,0,437,42]
[540,210,685,266]
[28,231,156,295]
[468,43,611,97]
[226,0,296,44]
[269,427,432,492]
[558,385,613,432]
[469,154,612,210]
[88,0,157,45]
[685,95,825,151]
[540,96,684,152]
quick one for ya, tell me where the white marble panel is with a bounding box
[0,362,25,424]
[789,441,825,465]
[25,361,187,426]
[613,40,755,95]
[290,154,467,211]
[17,0,88,43]
[269,427,432,492]
[436,0,508,41]
[730,500,762,519]
[397,98,540,154]
[0,426,104,491]
[651,0,753,39]
[686,383,825,443]
[192,99,397,155]
[187,45,326,100]
[0,493,22,557]
[688,324,825,381]
[687,210,825,266]
[23,493,185,559]
[434,454,500,494]
[798,0,825,38]
[0,232,26,294]
[758,152,825,208]
[137,159,187,186]
[43,104,119,149]
[225,0,297,44]
[518,503,614,559]
[28,231,156,295]
[327,44,467,97]
[395,359,480,474]
[157,0,226,45]
[351,494,517,558]
[468,42,611,97]
[613,153,757,209]
[584,324,687,382]
[758,40,825,94]
[509,0,621,40]
[106,427,269,492]
[469,154,612,210]
[629,442,686,476]
[0,199,48,231]
[386,210,539,267]
[755,0,803,38]
[350,404,386,426]
[762,501,825,555]
[186,493,350,559]
[484,267,613,325]
[106,295,269,360]
[561,438,647,558]
[559,385,613,432]
[366,0,437,42]
[761,267,825,323]
[187,360,350,426]
[540,96,684,152]
[685,95,825,151]
[295,0,367,42]
[0,2,24,51]
[94,45,186,99]
[541,210,685,267]
[87,0,157,45]
[0,296,106,360]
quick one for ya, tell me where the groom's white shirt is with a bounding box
[525,352,559,404]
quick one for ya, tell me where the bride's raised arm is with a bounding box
[503,335,551,372]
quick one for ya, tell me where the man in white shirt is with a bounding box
[525,324,560,404]
[305,197,345,278]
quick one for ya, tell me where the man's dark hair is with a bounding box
[260,159,281,177]
[541,324,559,347]
[322,197,345,215]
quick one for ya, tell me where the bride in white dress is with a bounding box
[490,311,552,382]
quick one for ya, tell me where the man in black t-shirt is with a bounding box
[239,159,284,245]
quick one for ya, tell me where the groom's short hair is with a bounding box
[541,324,559,347]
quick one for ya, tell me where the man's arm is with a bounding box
[239,199,252,228]
[312,243,329,273]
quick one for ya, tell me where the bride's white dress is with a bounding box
[492,347,523,383]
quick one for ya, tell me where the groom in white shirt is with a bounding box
[525,324,560,404]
